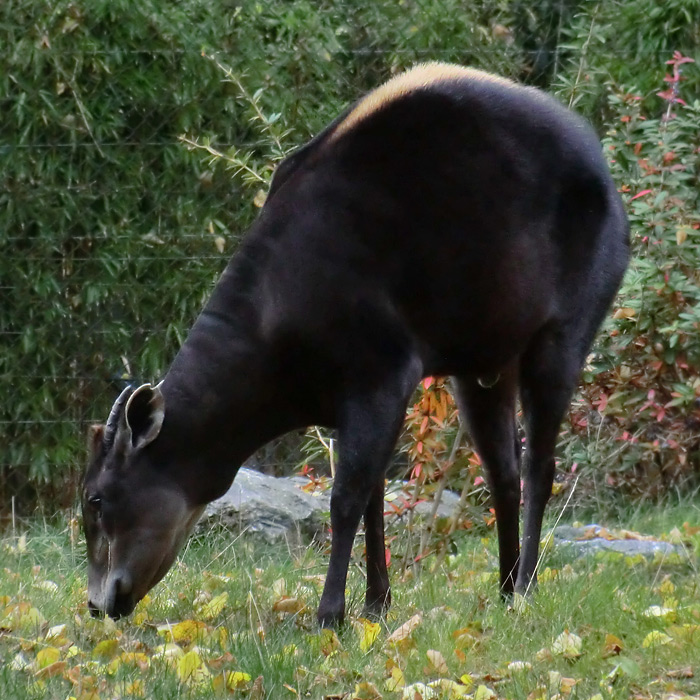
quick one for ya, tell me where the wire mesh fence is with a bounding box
[2,0,698,511]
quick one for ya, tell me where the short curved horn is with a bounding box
[103,385,134,450]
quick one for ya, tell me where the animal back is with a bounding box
[330,62,515,140]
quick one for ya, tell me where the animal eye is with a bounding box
[87,495,103,514]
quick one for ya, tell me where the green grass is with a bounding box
[0,508,698,700]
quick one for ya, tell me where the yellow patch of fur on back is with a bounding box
[331,63,515,140]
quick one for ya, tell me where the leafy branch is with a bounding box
[179,52,295,193]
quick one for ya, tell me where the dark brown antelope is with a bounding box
[83,63,629,626]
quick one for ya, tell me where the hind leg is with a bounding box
[363,480,391,618]
[515,324,592,595]
[516,202,628,593]
[454,365,521,595]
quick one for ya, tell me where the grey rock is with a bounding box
[384,482,462,522]
[200,477,688,562]
[551,523,686,558]
[199,468,463,543]
[198,468,331,544]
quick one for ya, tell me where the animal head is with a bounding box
[82,383,204,618]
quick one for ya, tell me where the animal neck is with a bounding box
[153,252,296,503]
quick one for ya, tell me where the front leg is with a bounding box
[317,363,421,628]
[316,470,367,628]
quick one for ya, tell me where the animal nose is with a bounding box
[113,572,133,597]
[104,572,135,619]
[88,599,104,619]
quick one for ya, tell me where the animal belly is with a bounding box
[410,297,551,377]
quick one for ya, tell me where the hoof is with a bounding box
[363,589,391,621]
[317,609,345,629]
[362,598,390,621]
[361,606,383,622]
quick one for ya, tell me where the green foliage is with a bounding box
[2,0,700,509]
[552,0,700,119]
[1,0,248,492]
[562,57,700,497]
[0,0,532,501]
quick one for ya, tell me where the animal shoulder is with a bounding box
[331,62,516,139]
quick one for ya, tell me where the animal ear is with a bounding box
[87,424,105,457]
[125,382,165,451]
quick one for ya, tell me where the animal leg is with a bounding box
[317,365,420,628]
[515,325,587,595]
[453,367,520,595]
[363,479,390,619]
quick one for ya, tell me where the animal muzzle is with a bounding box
[88,571,136,619]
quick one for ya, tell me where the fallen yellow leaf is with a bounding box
[224,670,252,691]
[158,619,208,646]
[36,646,61,669]
[459,673,474,689]
[551,482,566,495]
[320,628,341,657]
[45,624,68,645]
[426,649,449,675]
[34,579,58,593]
[385,665,405,692]
[402,682,436,699]
[114,680,145,698]
[451,626,482,649]
[154,642,185,666]
[551,630,583,658]
[539,567,558,583]
[656,577,676,596]
[387,614,422,643]
[643,605,676,622]
[668,623,700,642]
[549,671,578,695]
[665,666,694,679]
[507,660,532,673]
[176,649,210,685]
[642,630,673,648]
[92,638,120,661]
[358,619,381,652]
[535,646,552,662]
[430,679,471,698]
[10,653,31,671]
[250,675,265,700]
[17,605,45,631]
[198,592,229,620]
[36,659,67,680]
[75,692,100,700]
[353,681,382,699]
[253,189,267,208]
[120,651,150,670]
[474,684,497,700]
[602,633,623,657]
[273,596,307,614]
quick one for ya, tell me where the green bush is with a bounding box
[2,0,699,511]
[561,55,700,498]
[552,0,700,120]
[0,0,528,505]
[1,0,243,500]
